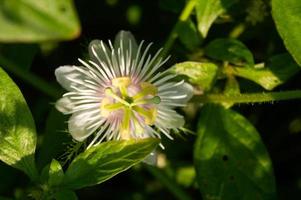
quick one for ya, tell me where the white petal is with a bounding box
[68,110,102,142]
[114,30,138,58]
[55,66,86,91]
[160,82,194,105]
[156,107,185,129]
[55,97,74,114]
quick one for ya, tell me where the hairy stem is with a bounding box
[161,0,196,58]
[192,90,301,104]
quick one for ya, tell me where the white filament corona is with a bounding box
[55,31,193,148]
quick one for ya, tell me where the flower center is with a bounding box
[100,77,161,139]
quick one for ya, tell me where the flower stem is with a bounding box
[0,54,62,99]
[192,90,301,104]
[146,165,193,200]
[161,0,196,58]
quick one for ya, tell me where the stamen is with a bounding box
[131,96,161,106]
[105,88,130,106]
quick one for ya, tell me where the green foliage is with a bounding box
[37,108,71,169]
[0,0,81,42]
[195,0,238,38]
[194,104,276,200]
[176,19,202,51]
[205,38,254,67]
[171,61,218,90]
[62,139,159,189]
[0,67,38,181]
[232,54,300,90]
[272,0,301,66]
[48,159,64,187]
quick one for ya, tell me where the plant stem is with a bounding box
[146,165,193,200]
[192,90,301,104]
[0,55,62,99]
[161,0,196,58]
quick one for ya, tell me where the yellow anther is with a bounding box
[133,106,157,125]
[133,82,158,100]
[112,77,131,97]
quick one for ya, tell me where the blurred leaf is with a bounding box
[171,61,218,91]
[37,108,70,169]
[272,0,301,66]
[176,19,202,51]
[205,38,254,67]
[222,75,240,108]
[196,0,238,38]
[0,44,38,71]
[159,0,186,13]
[62,138,159,189]
[194,104,276,200]
[0,67,38,181]
[176,166,196,187]
[54,190,77,200]
[232,54,300,90]
[48,159,64,187]
[0,0,81,43]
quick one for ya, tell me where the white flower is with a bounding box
[55,31,193,148]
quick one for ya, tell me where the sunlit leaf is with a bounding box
[205,38,254,67]
[0,67,38,180]
[232,54,300,90]
[62,138,159,189]
[0,0,81,42]
[196,0,238,38]
[171,61,218,91]
[272,0,301,66]
[194,104,276,200]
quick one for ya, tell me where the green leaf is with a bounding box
[54,190,77,200]
[0,67,38,181]
[48,159,64,187]
[272,0,301,66]
[194,104,276,200]
[232,53,300,90]
[196,0,238,38]
[205,38,254,67]
[0,0,81,42]
[37,108,71,169]
[176,19,202,51]
[62,138,159,189]
[171,61,218,91]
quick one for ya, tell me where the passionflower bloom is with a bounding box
[55,31,193,148]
